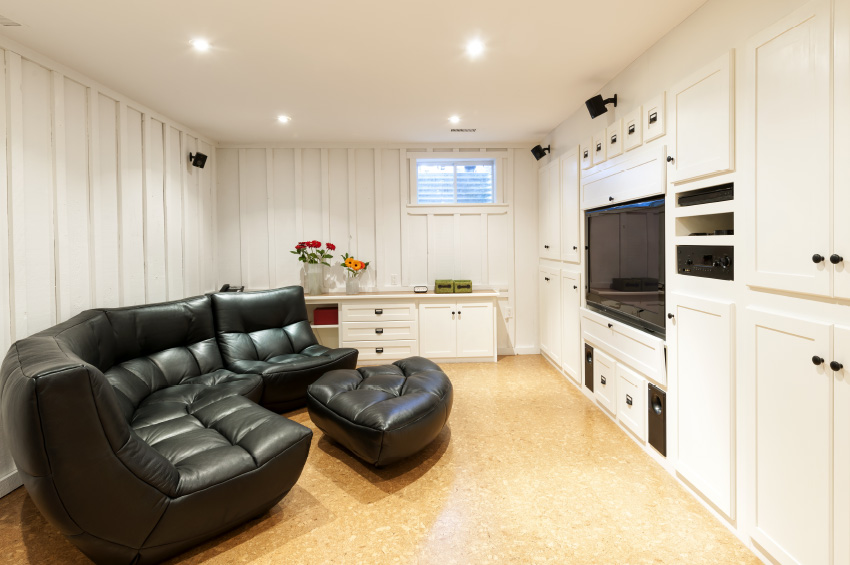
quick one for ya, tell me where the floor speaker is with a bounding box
[648,383,666,457]
[584,344,594,392]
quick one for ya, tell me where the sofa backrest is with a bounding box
[101,295,224,418]
[211,286,318,364]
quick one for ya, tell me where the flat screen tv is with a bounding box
[586,196,665,337]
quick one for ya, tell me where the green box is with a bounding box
[435,280,454,294]
[453,280,472,293]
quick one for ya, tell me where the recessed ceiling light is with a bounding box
[449,115,460,124]
[190,38,210,52]
[277,115,291,124]
[466,39,485,58]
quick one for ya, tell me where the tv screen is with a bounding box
[586,197,665,337]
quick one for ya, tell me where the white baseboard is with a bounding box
[0,468,21,498]
[497,347,515,356]
[514,346,541,355]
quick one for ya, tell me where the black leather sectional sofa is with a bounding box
[0,286,357,564]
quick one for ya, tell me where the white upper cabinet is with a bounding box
[741,1,832,297]
[669,51,735,184]
[606,119,624,160]
[592,128,607,166]
[580,138,593,170]
[560,149,581,264]
[538,161,560,260]
[834,0,850,299]
[623,106,643,152]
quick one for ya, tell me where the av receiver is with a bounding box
[677,245,733,281]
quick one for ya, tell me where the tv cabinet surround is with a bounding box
[304,290,499,363]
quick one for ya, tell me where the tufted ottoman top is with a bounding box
[307,356,453,465]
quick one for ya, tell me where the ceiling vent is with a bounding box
[450,128,477,133]
[0,15,21,26]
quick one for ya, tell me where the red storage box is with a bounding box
[313,307,338,326]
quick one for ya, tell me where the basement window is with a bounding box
[415,159,496,204]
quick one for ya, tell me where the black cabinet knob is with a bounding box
[831,360,844,371]
[544,277,550,282]
[666,156,674,163]
[573,285,578,290]
[451,311,456,315]
[812,356,825,366]
[544,245,549,249]
[607,323,613,329]
[667,313,674,319]
[608,196,614,201]
[573,246,578,250]
[812,254,825,264]
[831,254,844,264]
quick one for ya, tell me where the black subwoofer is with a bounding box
[648,383,666,457]
[584,343,594,392]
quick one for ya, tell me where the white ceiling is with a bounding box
[0,1,706,144]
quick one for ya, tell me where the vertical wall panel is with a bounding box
[301,149,322,241]
[272,149,299,286]
[239,149,270,289]
[0,50,10,352]
[93,94,120,307]
[145,118,167,301]
[380,149,401,287]
[164,127,183,298]
[327,149,349,252]
[121,107,145,305]
[458,214,485,284]
[354,149,376,270]
[61,78,91,315]
[199,140,215,292]
[488,214,511,286]
[11,58,56,335]
[183,135,201,296]
[216,148,241,285]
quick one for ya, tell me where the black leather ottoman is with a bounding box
[306,357,453,466]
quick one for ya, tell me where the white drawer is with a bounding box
[617,363,647,441]
[606,119,624,159]
[594,349,617,415]
[341,321,418,342]
[341,303,416,322]
[344,340,418,361]
[592,128,607,166]
[581,307,667,386]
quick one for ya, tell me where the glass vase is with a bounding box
[345,276,360,295]
[304,263,323,295]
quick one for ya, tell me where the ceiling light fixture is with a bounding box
[466,39,485,58]
[277,115,291,123]
[190,38,210,52]
[449,115,460,124]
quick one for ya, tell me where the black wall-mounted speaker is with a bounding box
[648,383,667,457]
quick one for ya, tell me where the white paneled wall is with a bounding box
[0,41,218,497]
[216,145,539,356]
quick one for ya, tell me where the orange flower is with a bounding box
[344,257,356,268]
[352,261,364,271]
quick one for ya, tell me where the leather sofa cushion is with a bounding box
[132,384,307,496]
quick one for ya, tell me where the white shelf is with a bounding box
[311,324,339,329]
[675,235,735,246]
[674,199,735,217]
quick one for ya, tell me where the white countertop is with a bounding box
[304,289,500,302]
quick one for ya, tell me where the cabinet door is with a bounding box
[748,308,831,565]
[419,303,457,358]
[547,162,561,259]
[539,267,561,364]
[538,166,550,258]
[670,294,735,519]
[669,51,734,183]
[539,268,551,357]
[835,324,850,565]
[834,0,850,300]
[616,363,646,441]
[742,1,831,297]
[457,302,495,358]
[560,271,581,383]
[594,349,617,415]
[560,150,581,263]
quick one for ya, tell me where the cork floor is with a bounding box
[0,355,759,565]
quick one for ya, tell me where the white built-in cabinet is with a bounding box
[560,270,581,383]
[668,51,735,184]
[419,301,495,359]
[668,294,735,519]
[741,0,837,298]
[539,266,561,365]
[538,160,560,260]
[746,307,849,565]
[593,349,617,415]
[560,150,581,263]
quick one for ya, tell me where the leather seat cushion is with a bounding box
[179,370,263,404]
[132,384,308,496]
[306,356,453,466]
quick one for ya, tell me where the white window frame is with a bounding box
[408,151,506,207]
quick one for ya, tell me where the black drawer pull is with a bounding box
[609,196,614,201]
[375,328,383,334]
[596,143,602,151]
[376,347,384,354]
[601,376,607,385]
[375,308,383,315]
[610,134,617,144]
[628,124,635,134]
[649,112,657,124]
[608,323,613,329]
[583,150,589,158]
[626,394,633,406]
